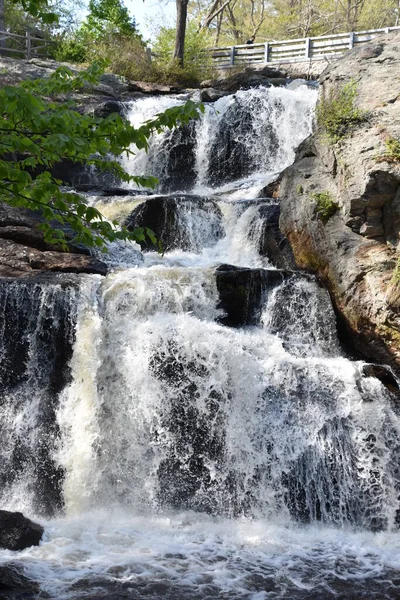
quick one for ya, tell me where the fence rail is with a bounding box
[207,26,400,67]
[0,30,54,60]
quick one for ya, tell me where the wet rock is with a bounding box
[0,510,43,550]
[0,275,78,514]
[258,175,282,198]
[125,195,223,252]
[200,88,230,102]
[216,264,288,327]
[0,563,47,599]
[147,121,198,193]
[362,364,400,395]
[207,97,279,186]
[200,66,287,93]
[149,340,225,513]
[93,100,125,118]
[249,204,296,269]
[280,31,400,371]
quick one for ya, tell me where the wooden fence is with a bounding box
[208,26,400,67]
[0,30,53,60]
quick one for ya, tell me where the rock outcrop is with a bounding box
[0,204,107,277]
[280,32,400,371]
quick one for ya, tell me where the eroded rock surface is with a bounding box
[280,31,400,370]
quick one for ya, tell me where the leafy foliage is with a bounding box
[0,62,204,249]
[51,0,144,64]
[310,191,338,223]
[376,137,400,164]
[82,0,139,39]
[316,81,367,143]
[11,0,58,24]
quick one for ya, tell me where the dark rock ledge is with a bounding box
[0,204,107,278]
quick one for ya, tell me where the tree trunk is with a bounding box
[0,0,5,50]
[173,0,189,66]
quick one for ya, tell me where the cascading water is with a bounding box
[1,83,400,599]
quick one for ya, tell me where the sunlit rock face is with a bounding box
[280,32,400,372]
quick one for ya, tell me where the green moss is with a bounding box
[310,191,338,223]
[316,80,367,143]
[296,184,304,195]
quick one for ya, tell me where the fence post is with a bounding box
[385,27,390,33]
[230,45,235,66]
[349,31,355,48]
[304,37,311,59]
[25,28,31,59]
[264,42,270,63]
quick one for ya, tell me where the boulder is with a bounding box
[125,195,223,252]
[279,31,400,372]
[215,264,288,327]
[92,100,125,118]
[146,121,198,193]
[199,88,230,102]
[0,510,43,550]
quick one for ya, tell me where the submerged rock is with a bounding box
[280,31,400,372]
[0,563,47,599]
[0,510,43,550]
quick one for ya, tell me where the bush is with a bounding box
[52,32,91,63]
[151,22,216,86]
[376,137,400,164]
[86,33,151,78]
[310,191,338,223]
[316,80,367,143]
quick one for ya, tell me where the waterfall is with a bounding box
[2,83,400,599]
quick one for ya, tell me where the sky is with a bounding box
[126,0,176,41]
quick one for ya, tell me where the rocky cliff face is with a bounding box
[280,32,400,371]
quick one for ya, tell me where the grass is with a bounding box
[310,191,338,223]
[391,258,400,285]
[376,137,400,164]
[316,80,367,143]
